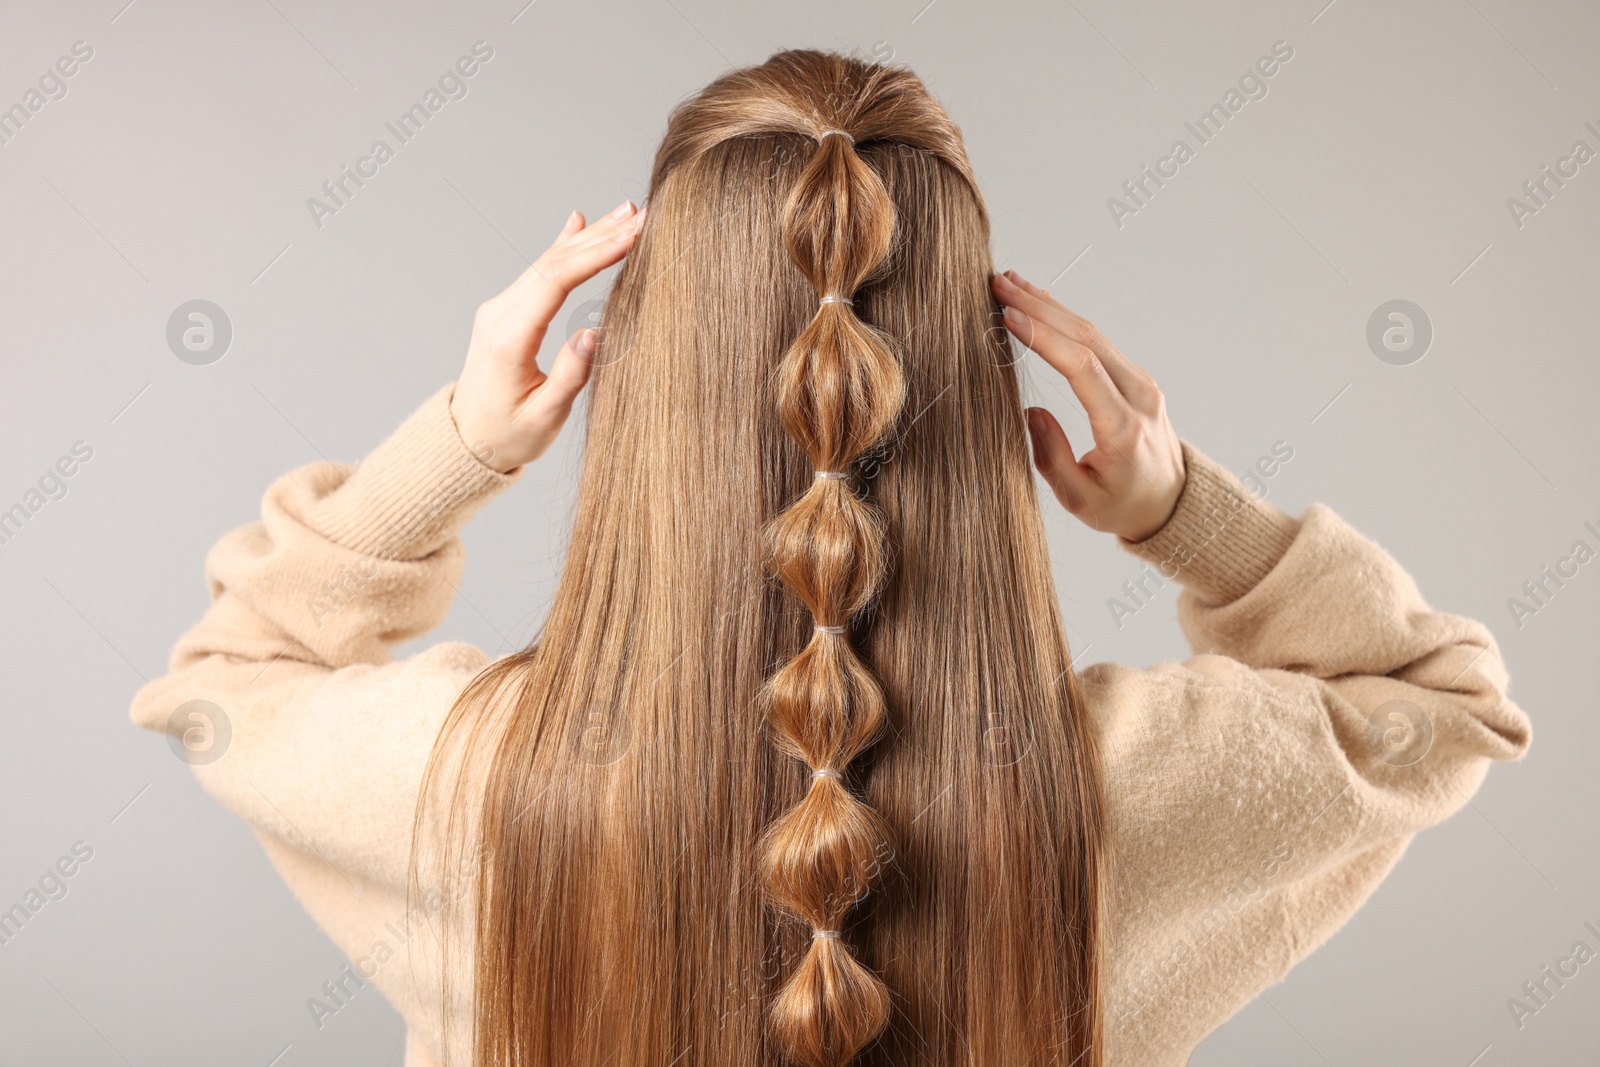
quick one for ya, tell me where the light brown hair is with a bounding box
[415,48,1104,1067]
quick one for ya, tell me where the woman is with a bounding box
[130,50,1530,1067]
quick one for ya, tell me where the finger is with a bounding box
[1000,299,1128,436]
[507,227,638,354]
[556,209,585,240]
[1026,408,1099,515]
[506,202,636,299]
[552,205,636,265]
[493,210,644,368]
[1010,270,1161,409]
[995,272,1156,407]
[996,272,1160,410]
[561,200,640,255]
[520,328,599,425]
[559,204,646,265]
[520,204,643,304]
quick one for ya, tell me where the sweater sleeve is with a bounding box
[1085,439,1532,1064]
[127,382,521,891]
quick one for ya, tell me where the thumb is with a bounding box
[517,328,598,451]
[536,328,599,413]
[1026,407,1094,514]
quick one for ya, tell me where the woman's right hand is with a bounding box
[450,201,646,473]
[991,270,1186,543]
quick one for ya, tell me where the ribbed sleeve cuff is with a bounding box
[1115,440,1300,605]
[312,382,521,560]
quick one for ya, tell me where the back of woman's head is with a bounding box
[420,47,1104,1067]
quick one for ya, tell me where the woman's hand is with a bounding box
[992,270,1185,542]
[450,200,647,473]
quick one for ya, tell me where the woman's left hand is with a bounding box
[450,200,646,473]
[992,270,1185,542]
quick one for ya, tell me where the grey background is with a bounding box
[0,0,1594,1063]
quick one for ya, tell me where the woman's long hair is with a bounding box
[413,48,1104,1067]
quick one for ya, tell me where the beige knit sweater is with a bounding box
[129,382,1532,1066]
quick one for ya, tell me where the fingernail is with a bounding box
[1007,270,1023,284]
[607,200,635,220]
[993,272,1016,290]
[613,210,646,243]
[577,328,598,354]
[1004,305,1026,324]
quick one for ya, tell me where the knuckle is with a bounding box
[484,321,525,360]
[1094,405,1130,437]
